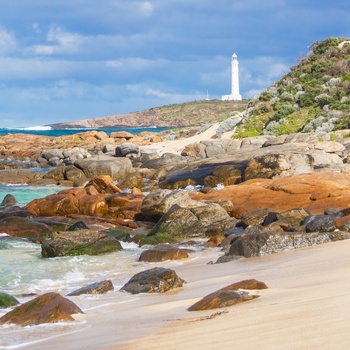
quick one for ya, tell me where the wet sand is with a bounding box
[17,239,350,350]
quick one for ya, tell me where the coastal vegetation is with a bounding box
[234,37,350,138]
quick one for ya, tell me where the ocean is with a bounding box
[0,126,171,137]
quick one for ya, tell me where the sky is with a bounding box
[0,1,349,128]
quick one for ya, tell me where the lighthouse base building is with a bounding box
[222,53,242,101]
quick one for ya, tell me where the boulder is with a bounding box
[148,203,232,238]
[67,280,114,296]
[243,153,314,181]
[141,189,200,221]
[0,292,19,308]
[305,215,337,233]
[0,217,54,241]
[85,175,122,194]
[41,230,123,257]
[138,246,190,262]
[74,157,133,181]
[115,142,139,157]
[188,279,268,311]
[120,267,185,294]
[0,194,18,207]
[228,231,350,258]
[117,172,144,189]
[0,169,42,184]
[0,292,83,326]
[204,165,242,187]
[241,207,270,228]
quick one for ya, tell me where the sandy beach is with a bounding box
[14,239,350,350]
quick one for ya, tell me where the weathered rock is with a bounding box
[181,142,207,158]
[204,165,242,187]
[138,246,190,262]
[141,189,200,221]
[0,169,42,184]
[85,175,122,194]
[0,194,18,207]
[241,207,270,228]
[305,215,337,233]
[67,280,114,296]
[117,172,144,189]
[0,292,19,308]
[188,279,268,311]
[115,142,139,157]
[148,203,232,238]
[120,267,185,294]
[228,231,349,258]
[74,157,133,181]
[0,292,83,326]
[243,153,314,181]
[0,217,54,241]
[190,172,350,218]
[41,230,123,257]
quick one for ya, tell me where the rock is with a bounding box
[67,221,89,231]
[85,175,122,194]
[115,142,139,157]
[188,279,268,311]
[181,142,206,158]
[243,153,314,181]
[241,207,270,228]
[120,267,185,294]
[204,165,242,187]
[74,157,133,181]
[0,292,20,308]
[138,246,190,262]
[0,194,18,207]
[227,231,348,258]
[67,280,114,296]
[190,172,350,218]
[148,203,232,238]
[0,292,83,326]
[0,217,54,241]
[0,169,42,184]
[117,172,144,189]
[305,215,337,232]
[141,189,200,221]
[41,230,123,257]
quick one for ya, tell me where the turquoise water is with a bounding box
[0,184,66,206]
[0,126,170,137]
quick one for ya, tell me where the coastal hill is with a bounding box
[47,100,247,129]
[234,37,350,138]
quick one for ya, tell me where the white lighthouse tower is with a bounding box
[222,53,242,101]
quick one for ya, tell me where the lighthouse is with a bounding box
[222,53,242,101]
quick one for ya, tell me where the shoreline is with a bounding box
[10,239,350,350]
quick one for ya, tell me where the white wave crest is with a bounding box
[17,125,52,131]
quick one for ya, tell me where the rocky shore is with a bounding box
[2,126,350,347]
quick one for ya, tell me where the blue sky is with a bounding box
[0,0,349,128]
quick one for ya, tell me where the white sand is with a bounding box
[20,240,350,350]
[141,122,227,156]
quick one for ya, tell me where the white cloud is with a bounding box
[0,29,17,54]
[31,26,83,55]
[139,2,154,16]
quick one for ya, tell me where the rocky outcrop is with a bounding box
[227,230,350,258]
[41,230,123,257]
[0,292,83,326]
[188,279,268,311]
[67,280,114,296]
[120,267,185,294]
[0,217,54,242]
[190,172,350,218]
[24,175,144,220]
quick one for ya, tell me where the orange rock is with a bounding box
[190,172,350,218]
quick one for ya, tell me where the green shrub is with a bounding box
[271,104,295,121]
